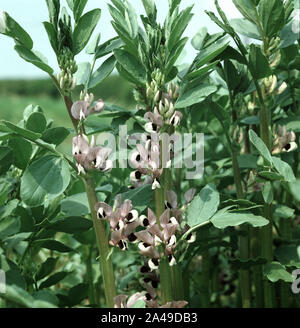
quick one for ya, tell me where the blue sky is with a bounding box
[0,0,241,79]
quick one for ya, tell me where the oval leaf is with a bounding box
[20,155,70,206]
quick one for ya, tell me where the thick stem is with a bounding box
[159,257,173,304]
[86,246,97,306]
[199,228,210,307]
[250,227,264,307]
[83,177,116,308]
[171,265,184,301]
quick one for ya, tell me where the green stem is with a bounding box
[86,245,97,306]
[224,67,251,308]
[199,227,210,307]
[159,257,173,304]
[83,177,116,308]
[250,227,264,307]
[50,74,78,132]
[171,265,184,300]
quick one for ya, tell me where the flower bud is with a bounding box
[71,76,77,90]
[154,90,160,102]
[94,99,105,112]
[146,86,152,98]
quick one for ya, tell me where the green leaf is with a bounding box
[45,0,60,27]
[289,180,300,202]
[232,0,258,24]
[249,129,273,165]
[274,205,295,219]
[0,199,19,220]
[0,146,13,175]
[25,112,47,134]
[259,171,283,181]
[167,6,193,51]
[249,44,271,79]
[43,22,57,53]
[32,290,59,307]
[240,116,260,125]
[114,49,146,86]
[20,155,71,207]
[41,127,70,146]
[86,32,101,54]
[95,37,123,59]
[35,258,58,281]
[205,10,233,34]
[275,245,300,267]
[187,61,219,80]
[166,37,188,76]
[72,9,101,55]
[1,285,33,308]
[187,184,219,227]
[0,11,33,49]
[272,156,296,182]
[194,39,229,69]
[230,18,262,40]
[211,211,269,228]
[262,181,273,204]
[123,1,138,39]
[74,62,91,85]
[39,271,70,289]
[141,0,157,21]
[48,216,92,234]
[176,84,217,108]
[73,0,89,23]
[61,193,89,217]
[120,184,153,212]
[2,120,42,141]
[33,239,73,253]
[68,283,89,306]
[8,138,32,170]
[263,261,294,283]
[0,216,20,239]
[259,0,285,37]
[23,104,44,121]
[14,45,53,74]
[191,27,208,51]
[223,59,241,91]
[281,20,300,48]
[88,55,116,89]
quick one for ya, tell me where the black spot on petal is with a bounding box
[152,258,159,266]
[143,218,149,226]
[140,265,150,273]
[151,280,158,289]
[145,293,152,301]
[128,233,137,242]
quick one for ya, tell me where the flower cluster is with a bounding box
[72,134,112,175]
[71,97,105,121]
[129,139,163,190]
[94,198,140,251]
[272,125,297,154]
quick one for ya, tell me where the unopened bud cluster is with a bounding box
[265,36,281,68]
[57,47,78,93]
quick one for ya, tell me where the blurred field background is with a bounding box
[0,75,135,153]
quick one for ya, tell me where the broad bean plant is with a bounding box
[0,0,300,308]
